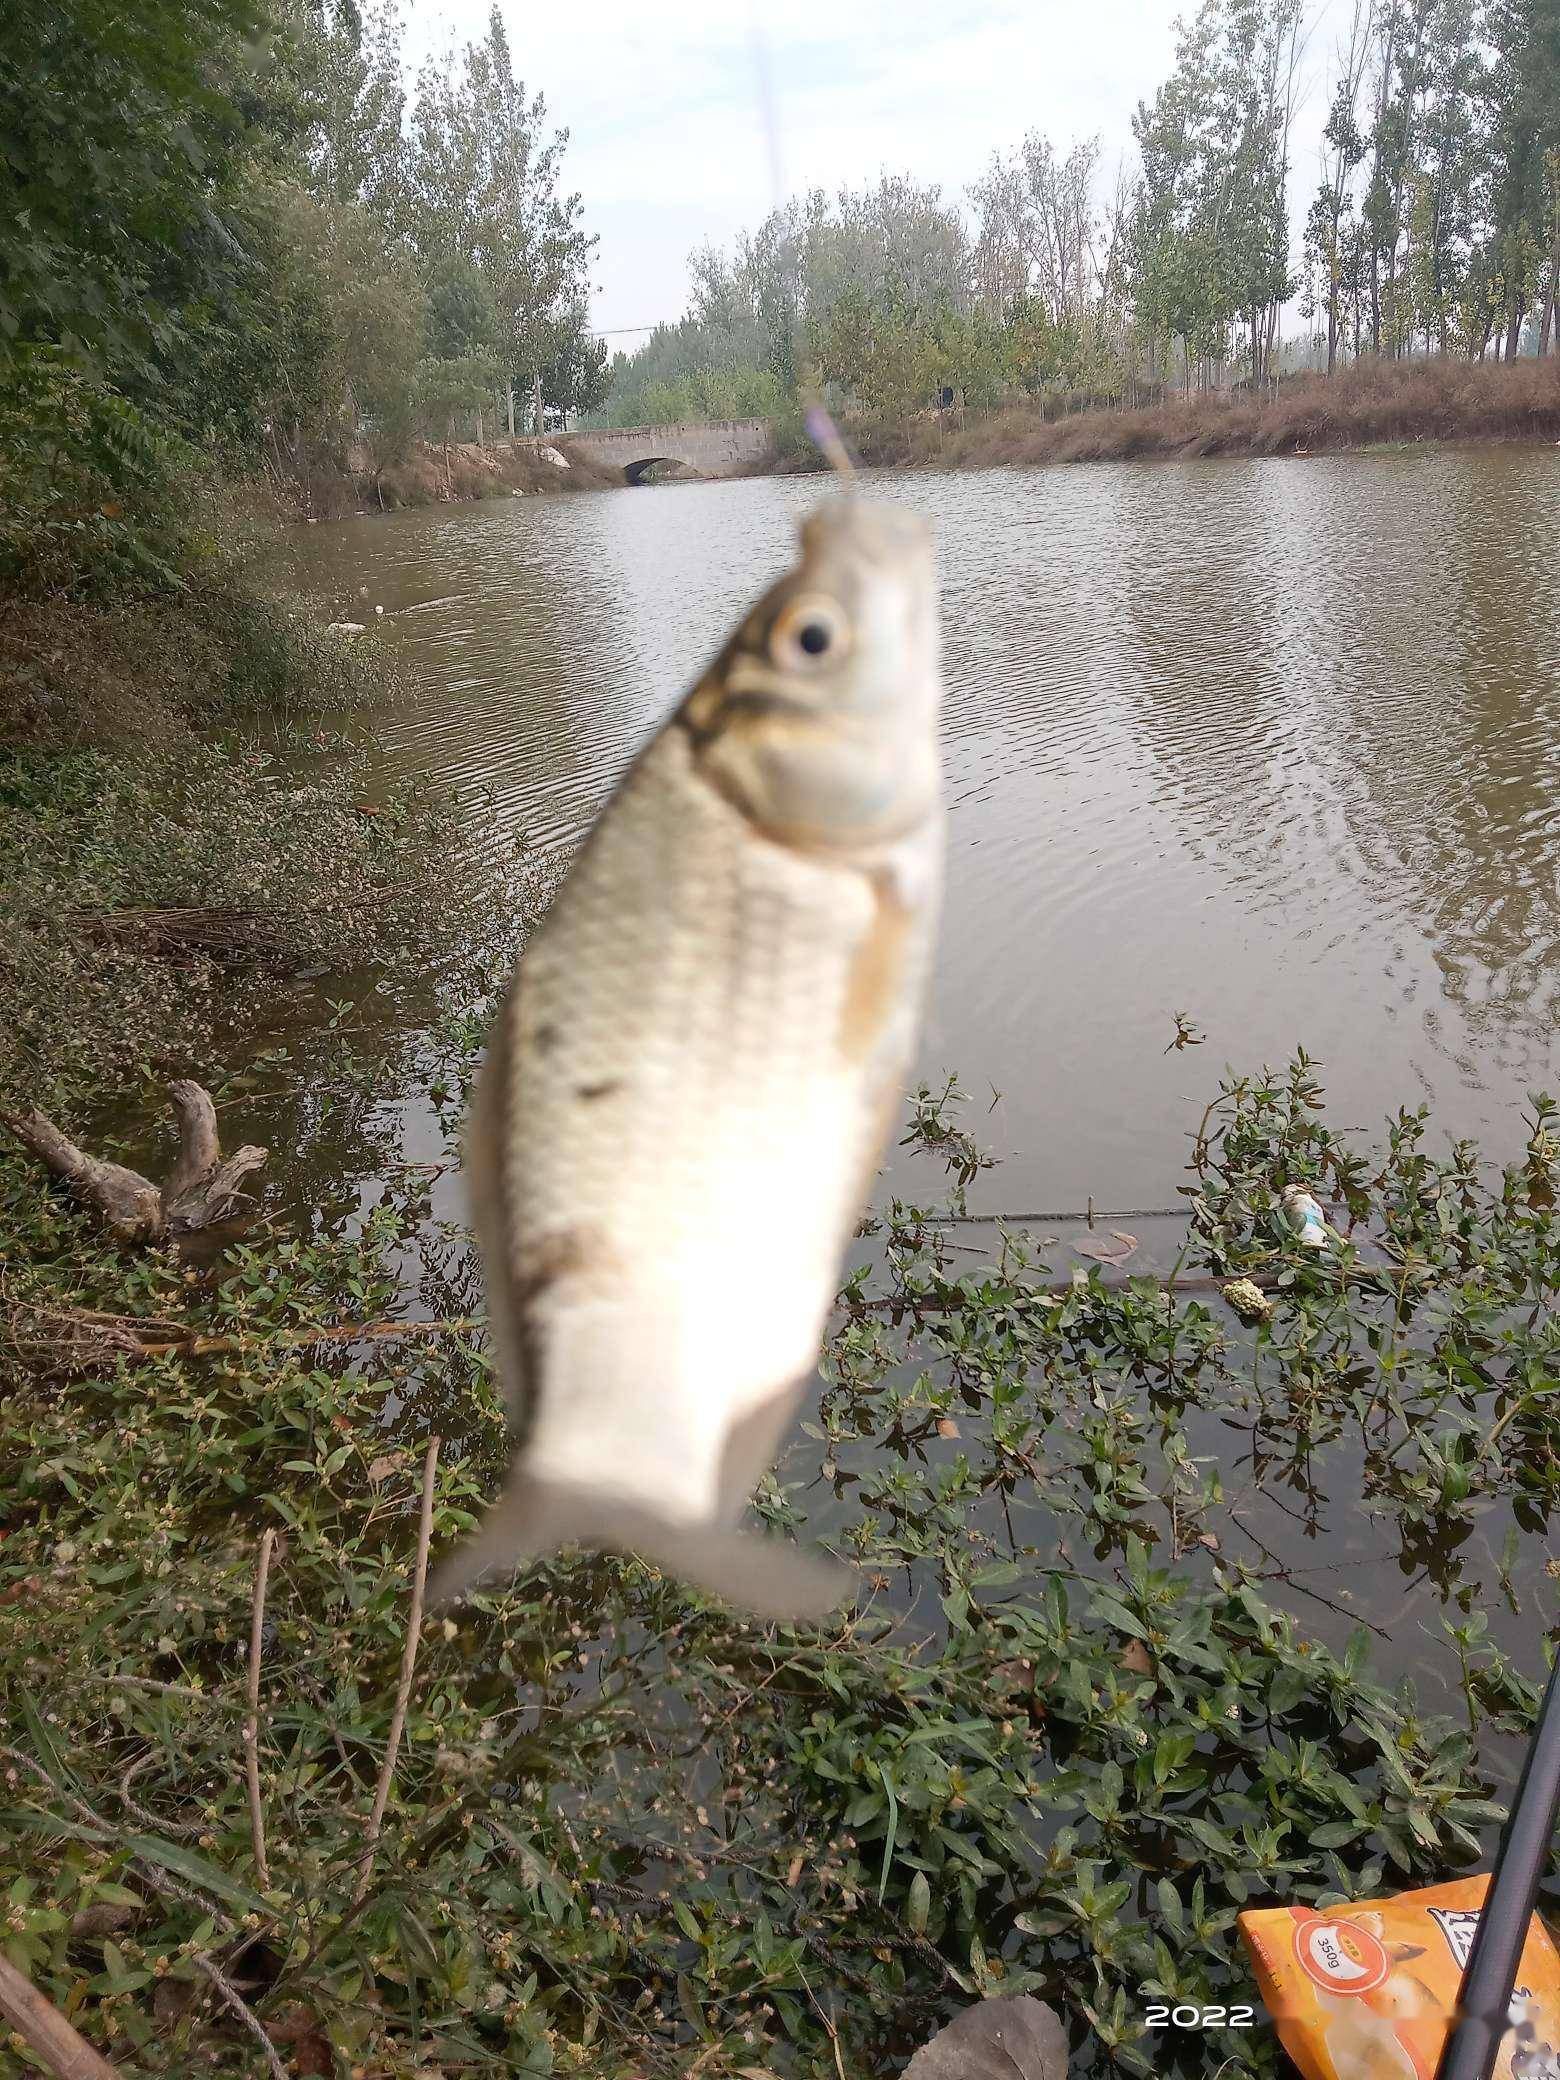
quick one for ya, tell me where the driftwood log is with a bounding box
[2,1080,267,1242]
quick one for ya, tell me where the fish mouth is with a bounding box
[799,496,931,570]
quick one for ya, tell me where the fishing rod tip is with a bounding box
[804,401,856,485]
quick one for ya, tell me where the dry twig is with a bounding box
[354,1435,441,1904]
[132,1315,482,1359]
[0,1952,123,2080]
[244,1528,277,1890]
[116,1747,199,1838]
[191,1956,288,2080]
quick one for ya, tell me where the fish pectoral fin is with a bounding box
[427,1468,851,1623]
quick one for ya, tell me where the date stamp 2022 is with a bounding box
[1142,2003,1258,2029]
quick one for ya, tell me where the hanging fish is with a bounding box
[430,497,944,1621]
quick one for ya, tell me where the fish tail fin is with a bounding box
[621,1515,852,1624]
[428,1470,851,1624]
[426,1471,560,1609]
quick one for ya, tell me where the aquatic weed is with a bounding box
[2,1055,1559,2073]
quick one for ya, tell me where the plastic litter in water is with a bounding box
[1281,1185,1331,1249]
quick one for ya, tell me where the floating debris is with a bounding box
[1222,1276,1273,1321]
[1281,1184,1333,1249]
[1073,1229,1138,1266]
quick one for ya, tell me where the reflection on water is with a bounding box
[284,449,1560,1214]
[275,451,1560,1719]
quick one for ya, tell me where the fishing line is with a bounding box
[746,7,856,487]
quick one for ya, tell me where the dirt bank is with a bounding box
[838,356,1560,473]
[0,513,488,1117]
[286,434,627,519]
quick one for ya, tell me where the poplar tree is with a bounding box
[407,6,596,431]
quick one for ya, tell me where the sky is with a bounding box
[399,0,1346,347]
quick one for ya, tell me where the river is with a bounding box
[285,447,1560,1219]
[270,450,1560,1723]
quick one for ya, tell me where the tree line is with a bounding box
[0,0,605,526]
[601,0,1560,428]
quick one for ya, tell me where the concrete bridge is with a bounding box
[522,418,776,484]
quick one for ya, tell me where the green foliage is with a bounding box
[2,0,602,510]
[424,256,503,362]
[599,332,785,429]
[0,0,264,367]
[809,290,953,423]
[1130,0,1301,385]
[600,178,977,429]
[539,313,612,423]
[1004,297,1125,400]
[301,0,410,223]
[600,0,1557,425]
[1483,0,1560,349]
[417,353,505,437]
[4,1047,1560,2073]
[0,346,194,596]
[1308,0,1560,362]
[404,4,597,427]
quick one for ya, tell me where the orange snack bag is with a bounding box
[1238,1875,1560,2079]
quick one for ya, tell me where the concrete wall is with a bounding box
[515,418,776,481]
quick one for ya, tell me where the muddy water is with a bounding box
[286,448,1560,1216]
[278,450,1560,1728]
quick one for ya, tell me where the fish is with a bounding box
[428,496,944,1621]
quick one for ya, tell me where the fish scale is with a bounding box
[431,498,943,1621]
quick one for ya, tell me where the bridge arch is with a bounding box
[514,418,776,484]
[622,455,701,486]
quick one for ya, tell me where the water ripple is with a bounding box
[284,449,1560,1204]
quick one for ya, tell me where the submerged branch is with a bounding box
[0,1107,164,1243]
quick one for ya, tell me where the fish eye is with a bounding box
[769,594,849,672]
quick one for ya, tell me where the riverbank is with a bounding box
[834,356,1560,473]
[7,446,1560,2075]
[0,560,495,1124]
[283,436,626,521]
[0,354,515,1121]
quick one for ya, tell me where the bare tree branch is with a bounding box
[0,1109,165,1242]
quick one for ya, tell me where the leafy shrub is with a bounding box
[2,1057,1558,2074]
[0,344,199,596]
